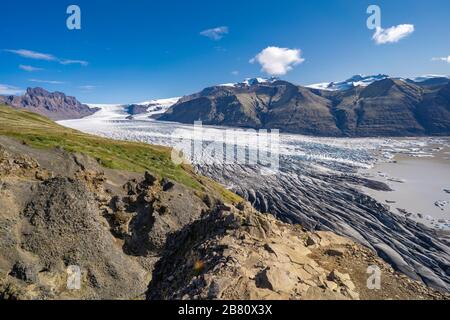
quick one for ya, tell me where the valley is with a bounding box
[2,0,450,304]
[59,106,450,292]
[2,75,450,297]
[3,104,445,300]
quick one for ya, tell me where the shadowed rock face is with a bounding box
[20,177,149,299]
[159,79,450,137]
[0,87,98,120]
[0,137,209,299]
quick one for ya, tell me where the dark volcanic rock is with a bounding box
[9,262,37,284]
[0,87,99,120]
[126,104,149,115]
[21,177,148,298]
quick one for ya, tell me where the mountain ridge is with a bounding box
[0,87,99,120]
[158,77,450,137]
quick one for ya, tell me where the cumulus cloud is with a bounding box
[372,24,414,44]
[200,26,229,40]
[29,79,65,85]
[432,56,450,63]
[0,84,24,95]
[19,64,43,72]
[231,70,239,76]
[4,49,88,66]
[250,46,304,76]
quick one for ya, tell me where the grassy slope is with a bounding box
[0,105,241,203]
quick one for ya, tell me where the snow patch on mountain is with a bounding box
[307,74,450,91]
[409,74,450,82]
[137,97,181,107]
[219,77,279,88]
[307,74,390,91]
[135,97,181,119]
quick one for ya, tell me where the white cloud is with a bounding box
[5,49,88,66]
[19,64,44,72]
[372,24,414,44]
[29,79,65,85]
[200,26,229,40]
[0,84,24,95]
[60,59,89,66]
[250,46,305,76]
[432,56,450,63]
[231,70,239,76]
[5,49,56,61]
[79,85,96,90]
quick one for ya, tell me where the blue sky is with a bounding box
[1,0,450,103]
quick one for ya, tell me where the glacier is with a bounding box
[58,105,450,292]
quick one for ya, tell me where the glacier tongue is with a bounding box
[56,116,450,292]
[83,97,180,121]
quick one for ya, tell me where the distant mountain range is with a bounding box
[0,87,99,120]
[2,74,450,137]
[0,87,100,121]
[0,87,179,121]
[306,74,391,91]
[158,75,450,137]
[85,97,180,121]
[307,74,450,91]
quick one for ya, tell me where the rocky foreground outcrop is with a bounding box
[198,159,450,293]
[148,203,445,300]
[0,88,98,120]
[0,137,447,300]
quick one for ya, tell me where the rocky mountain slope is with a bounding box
[199,156,450,293]
[158,78,450,137]
[0,105,447,300]
[148,202,447,300]
[0,87,98,120]
[0,138,446,300]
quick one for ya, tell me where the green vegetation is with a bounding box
[0,104,242,203]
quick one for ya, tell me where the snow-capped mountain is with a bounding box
[159,74,450,137]
[307,74,390,91]
[219,74,447,92]
[307,74,450,91]
[80,73,450,123]
[408,74,450,83]
[219,77,279,88]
